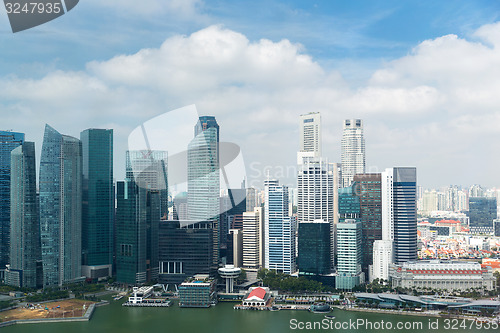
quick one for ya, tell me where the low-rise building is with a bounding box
[390,260,497,292]
[178,274,217,308]
[241,287,271,307]
[128,286,154,304]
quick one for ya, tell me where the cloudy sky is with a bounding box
[1,0,500,189]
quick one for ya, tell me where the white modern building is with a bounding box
[128,286,154,304]
[370,240,393,282]
[390,260,497,292]
[341,119,365,188]
[264,180,296,274]
[243,207,264,269]
[218,265,241,293]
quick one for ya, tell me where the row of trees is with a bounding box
[257,269,333,293]
[25,289,69,302]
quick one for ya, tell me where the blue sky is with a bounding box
[1,0,500,188]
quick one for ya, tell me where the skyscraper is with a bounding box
[297,157,337,269]
[81,129,113,279]
[341,119,365,188]
[116,152,162,285]
[338,185,361,222]
[299,112,321,158]
[353,174,382,273]
[115,179,147,285]
[0,131,24,269]
[6,142,40,288]
[264,179,296,274]
[382,167,417,265]
[242,207,264,269]
[126,150,168,219]
[39,125,82,287]
[297,220,330,277]
[336,219,363,290]
[188,116,220,265]
[188,116,220,220]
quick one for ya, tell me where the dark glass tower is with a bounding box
[116,152,161,286]
[158,220,215,285]
[469,197,497,230]
[39,125,82,287]
[7,142,40,288]
[81,129,113,279]
[298,220,330,276]
[0,131,24,269]
[115,179,147,285]
[392,167,417,264]
[353,174,382,273]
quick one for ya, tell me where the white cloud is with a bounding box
[2,23,500,187]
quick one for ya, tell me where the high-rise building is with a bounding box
[494,219,500,237]
[370,240,392,282]
[6,142,40,288]
[158,220,215,286]
[264,179,296,274]
[469,197,497,231]
[227,229,243,267]
[246,187,257,212]
[338,185,361,222]
[0,131,24,269]
[341,119,365,188]
[336,219,363,290]
[126,150,168,219]
[39,125,82,287]
[469,184,484,198]
[297,157,338,269]
[297,220,330,277]
[115,179,147,285]
[116,154,161,287]
[220,189,246,249]
[353,174,382,273]
[242,207,264,269]
[81,129,113,279]
[298,112,321,159]
[188,116,220,264]
[382,167,417,265]
[421,190,439,213]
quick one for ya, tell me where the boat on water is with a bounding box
[324,315,336,319]
[114,295,124,301]
[309,303,331,313]
[269,306,280,311]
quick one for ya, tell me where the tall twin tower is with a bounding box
[297,114,365,270]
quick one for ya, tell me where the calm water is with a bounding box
[2,298,498,333]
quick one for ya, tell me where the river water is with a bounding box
[2,298,497,333]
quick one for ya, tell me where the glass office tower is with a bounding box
[81,129,113,279]
[7,142,40,288]
[0,131,24,269]
[39,125,82,287]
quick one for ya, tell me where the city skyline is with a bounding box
[1,1,500,188]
